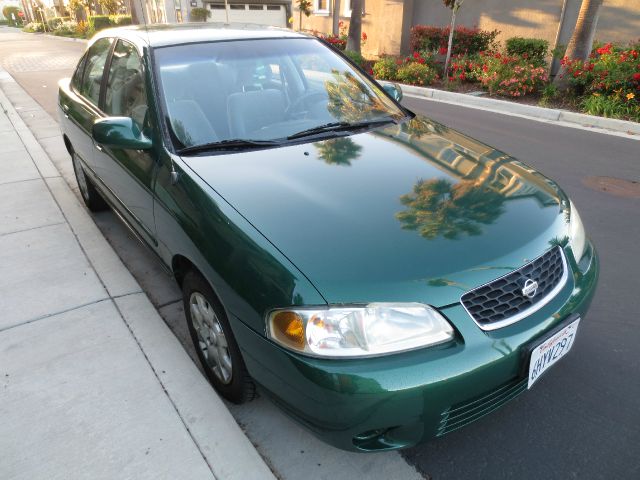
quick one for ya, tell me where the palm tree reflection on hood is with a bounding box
[314,137,363,166]
[396,178,506,240]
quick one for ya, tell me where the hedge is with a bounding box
[88,15,111,32]
[109,15,132,26]
[410,25,499,55]
[505,37,549,65]
[190,7,210,22]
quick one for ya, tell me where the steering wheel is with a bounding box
[285,91,327,119]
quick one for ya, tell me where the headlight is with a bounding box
[569,201,586,262]
[267,303,454,358]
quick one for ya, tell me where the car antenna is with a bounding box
[136,0,180,185]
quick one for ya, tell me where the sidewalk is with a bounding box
[0,80,274,479]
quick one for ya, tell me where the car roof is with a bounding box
[92,22,311,49]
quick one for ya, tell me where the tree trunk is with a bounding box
[129,0,142,25]
[332,0,341,36]
[554,0,603,88]
[443,3,459,86]
[346,0,362,53]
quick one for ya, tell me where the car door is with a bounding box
[94,39,157,246]
[59,38,114,171]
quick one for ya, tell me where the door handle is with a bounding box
[95,144,103,152]
[61,104,69,118]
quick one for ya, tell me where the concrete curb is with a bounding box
[397,83,640,138]
[18,29,88,44]
[0,68,275,480]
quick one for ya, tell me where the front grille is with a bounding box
[461,247,567,330]
[437,377,528,436]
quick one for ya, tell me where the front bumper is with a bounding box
[232,244,599,452]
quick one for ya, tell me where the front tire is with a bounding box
[182,271,256,404]
[71,151,108,212]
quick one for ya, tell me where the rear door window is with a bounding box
[104,40,148,128]
[79,38,113,107]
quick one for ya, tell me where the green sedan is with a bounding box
[58,24,598,452]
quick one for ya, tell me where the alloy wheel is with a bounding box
[189,291,233,384]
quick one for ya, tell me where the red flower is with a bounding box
[482,64,488,72]
[438,47,448,55]
[459,73,466,81]
[633,73,640,82]
[596,43,612,55]
[368,68,374,75]
[413,51,420,58]
[362,32,367,41]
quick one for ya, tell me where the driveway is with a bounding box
[1,27,638,479]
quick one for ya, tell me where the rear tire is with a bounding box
[182,270,256,404]
[71,151,108,212]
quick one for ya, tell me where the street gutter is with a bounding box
[395,83,640,139]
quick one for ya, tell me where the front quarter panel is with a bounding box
[153,151,327,333]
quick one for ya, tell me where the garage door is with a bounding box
[207,4,287,27]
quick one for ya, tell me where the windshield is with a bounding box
[153,38,405,150]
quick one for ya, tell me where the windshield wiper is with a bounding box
[177,138,281,155]
[287,118,397,141]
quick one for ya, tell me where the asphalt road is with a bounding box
[1,28,639,480]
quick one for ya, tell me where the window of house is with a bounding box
[314,0,329,15]
[230,4,245,9]
[266,5,280,10]
[248,5,263,10]
[343,0,365,17]
[79,38,113,107]
[104,40,147,128]
[210,4,225,9]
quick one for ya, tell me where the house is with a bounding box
[135,0,291,27]
[295,0,640,58]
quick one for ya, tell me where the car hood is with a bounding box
[182,117,570,307]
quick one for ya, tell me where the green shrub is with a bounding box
[373,56,398,81]
[23,21,45,33]
[47,16,70,30]
[538,83,560,107]
[109,15,132,26]
[410,25,499,55]
[474,52,548,97]
[448,53,482,82]
[2,6,22,26]
[54,20,78,37]
[0,19,7,26]
[343,50,366,68]
[88,15,111,32]
[190,7,210,22]
[396,62,437,86]
[505,37,549,65]
[581,94,640,122]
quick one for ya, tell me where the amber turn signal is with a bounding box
[270,311,305,349]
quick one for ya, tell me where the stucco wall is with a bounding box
[411,0,640,49]
[295,0,640,58]
[294,0,410,57]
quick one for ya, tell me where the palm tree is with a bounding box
[332,0,341,36]
[324,71,386,122]
[396,178,505,240]
[314,137,362,166]
[346,0,363,53]
[554,0,604,88]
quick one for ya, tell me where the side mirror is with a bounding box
[92,117,152,150]
[381,82,403,102]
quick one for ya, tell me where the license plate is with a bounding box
[528,318,580,389]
